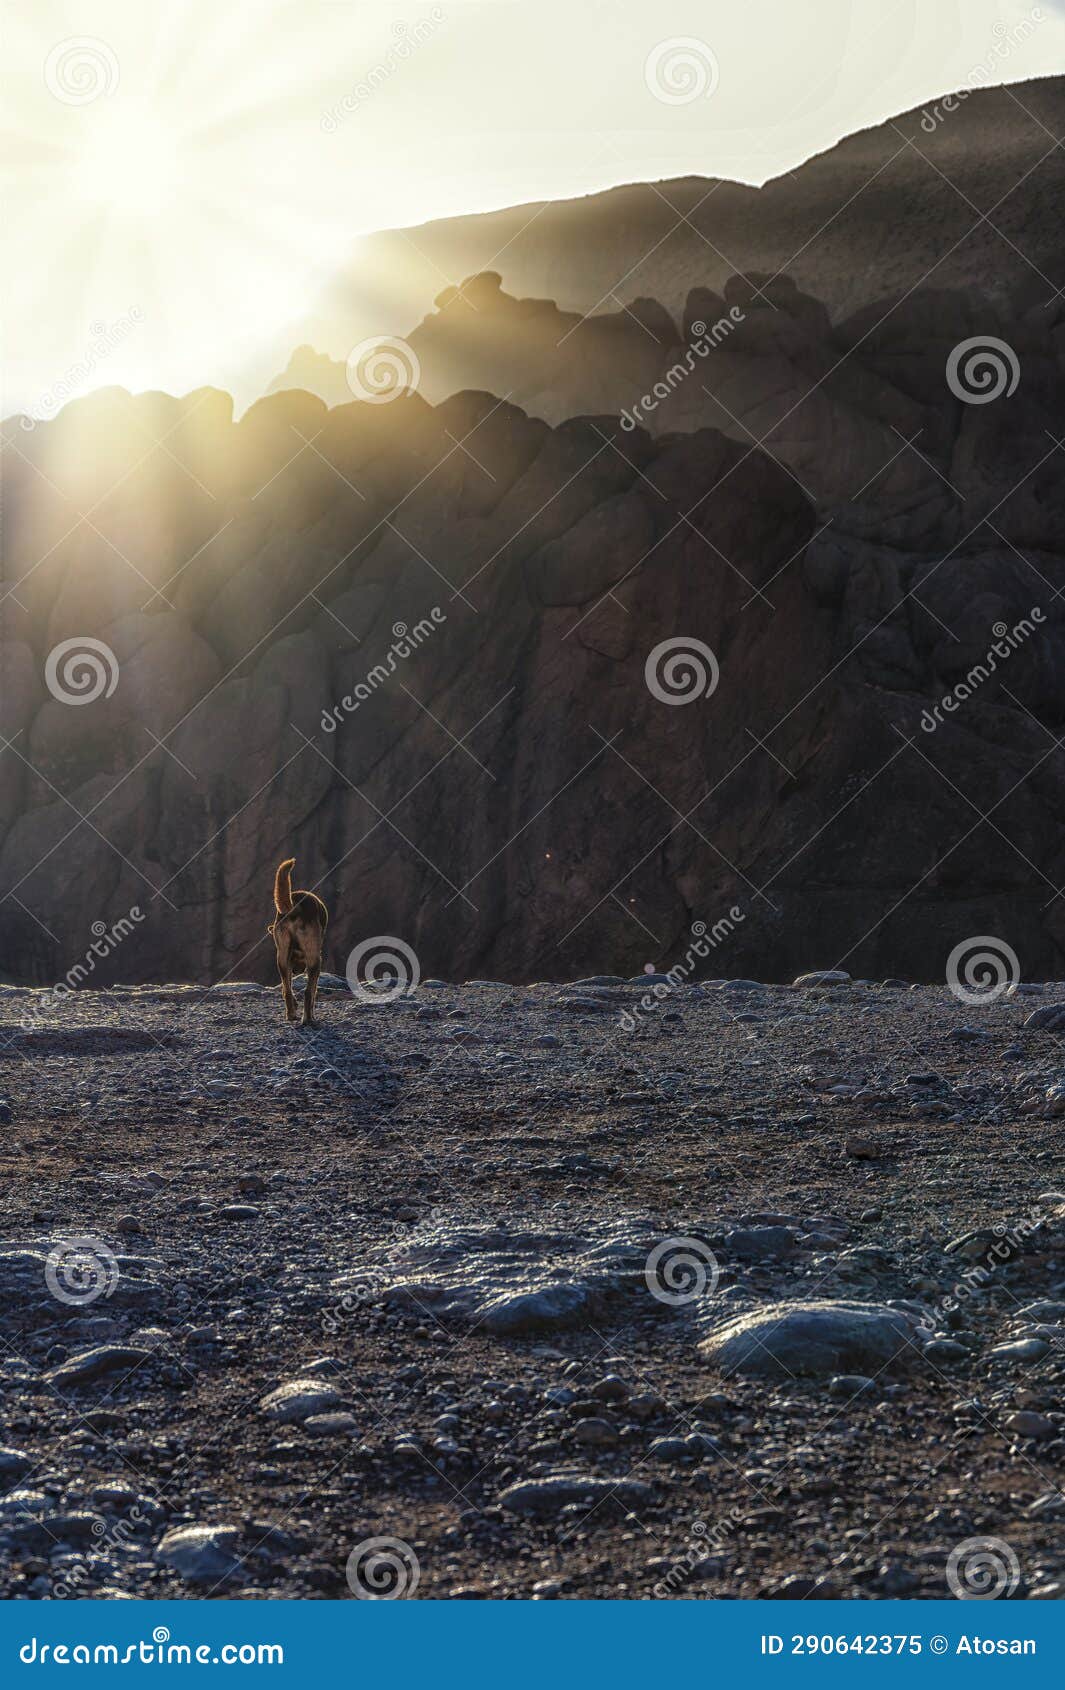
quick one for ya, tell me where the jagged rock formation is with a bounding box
[4,266,1065,985]
[277,77,1065,396]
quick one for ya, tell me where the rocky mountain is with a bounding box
[4,257,1065,986]
[275,75,1065,399]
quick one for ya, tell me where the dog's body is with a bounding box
[268,858,328,1025]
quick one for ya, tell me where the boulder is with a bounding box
[699,1300,918,1379]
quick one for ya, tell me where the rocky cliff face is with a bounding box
[4,269,1065,986]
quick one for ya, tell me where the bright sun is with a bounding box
[4,2,443,412]
[71,102,184,217]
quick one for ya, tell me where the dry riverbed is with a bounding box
[0,972,1063,1600]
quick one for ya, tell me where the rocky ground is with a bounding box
[1,971,1063,1601]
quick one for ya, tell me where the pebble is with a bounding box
[303,1413,359,1437]
[570,1418,619,1449]
[155,1524,243,1584]
[828,1374,877,1397]
[922,1339,968,1365]
[259,1379,345,1423]
[1004,1410,1056,1439]
[988,1338,1051,1364]
[47,1346,150,1389]
[499,1473,654,1517]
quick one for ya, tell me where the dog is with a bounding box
[268,858,328,1026]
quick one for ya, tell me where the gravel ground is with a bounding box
[0,972,1063,1601]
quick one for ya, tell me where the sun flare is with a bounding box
[70,102,184,217]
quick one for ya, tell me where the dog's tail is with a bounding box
[273,857,295,915]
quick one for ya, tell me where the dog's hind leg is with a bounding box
[277,956,298,1024]
[303,960,321,1028]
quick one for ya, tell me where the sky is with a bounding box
[4,0,1065,415]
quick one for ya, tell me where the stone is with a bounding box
[303,1413,359,1437]
[570,1418,619,1449]
[47,1346,150,1389]
[590,1375,630,1403]
[0,1449,33,1483]
[922,1339,969,1365]
[499,1473,654,1517]
[699,1300,918,1379]
[723,1225,796,1260]
[155,1524,243,1584]
[260,1379,345,1423]
[1004,1411,1055,1438]
[828,1374,877,1397]
[988,1338,1051,1364]
[1024,1004,1065,1032]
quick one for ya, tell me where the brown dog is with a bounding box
[268,858,328,1026]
